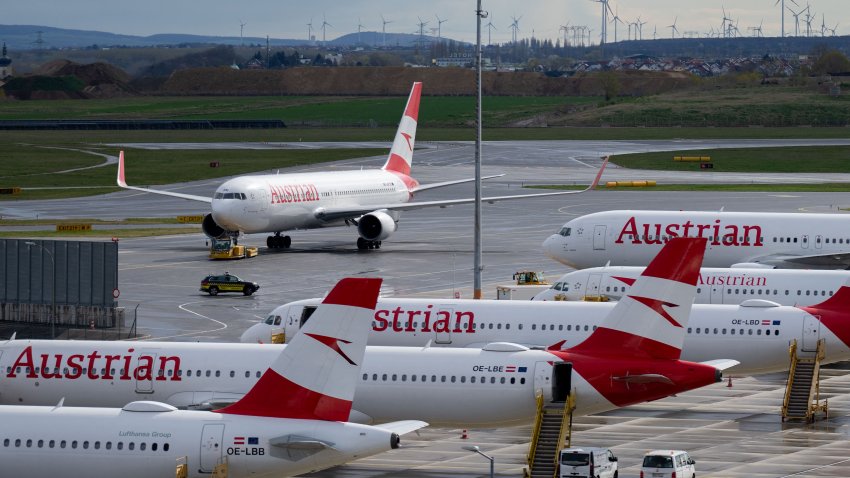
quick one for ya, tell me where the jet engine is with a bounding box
[202,213,228,239]
[357,210,398,241]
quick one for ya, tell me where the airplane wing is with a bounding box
[738,252,850,269]
[373,420,429,435]
[314,157,608,223]
[700,359,740,371]
[116,151,212,203]
[410,174,505,193]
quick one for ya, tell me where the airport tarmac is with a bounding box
[4,139,850,476]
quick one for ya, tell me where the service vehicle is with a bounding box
[559,447,618,478]
[200,272,260,296]
[640,450,696,478]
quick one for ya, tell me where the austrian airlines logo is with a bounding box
[401,132,413,151]
[305,333,357,365]
[628,296,682,328]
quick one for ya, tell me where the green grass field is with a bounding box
[610,146,850,172]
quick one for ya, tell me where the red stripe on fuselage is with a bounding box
[551,351,719,407]
[216,369,351,421]
[566,327,681,360]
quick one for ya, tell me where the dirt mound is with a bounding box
[30,60,136,98]
[162,67,694,97]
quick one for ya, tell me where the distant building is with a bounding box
[434,52,475,67]
[0,43,12,79]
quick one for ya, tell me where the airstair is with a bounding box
[524,391,576,478]
[782,338,828,422]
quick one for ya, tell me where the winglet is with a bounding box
[116,151,127,188]
[586,155,609,191]
[382,82,422,176]
[217,277,382,421]
[567,237,707,360]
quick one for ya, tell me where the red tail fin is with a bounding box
[801,280,850,349]
[382,82,421,176]
[217,277,381,421]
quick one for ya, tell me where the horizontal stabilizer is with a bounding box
[116,151,212,203]
[373,420,429,435]
[612,373,674,385]
[700,359,741,371]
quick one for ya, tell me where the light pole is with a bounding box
[25,241,55,339]
[462,445,494,478]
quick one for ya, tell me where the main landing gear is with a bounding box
[267,233,291,249]
[357,237,382,250]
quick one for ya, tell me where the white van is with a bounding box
[640,450,696,478]
[559,447,618,478]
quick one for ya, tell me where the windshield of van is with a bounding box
[561,453,590,466]
[643,456,674,468]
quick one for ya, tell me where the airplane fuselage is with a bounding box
[0,403,397,478]
[0,341,718,427]
[213,170,415,234]
[543,210,850,269]
[242,297,850,376]
[534,267,850,304]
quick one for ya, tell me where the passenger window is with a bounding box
[140,443,146,451]
[129,442,135,450]
[152,443,158,451]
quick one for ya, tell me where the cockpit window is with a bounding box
[264,315,275,325]
[559,227,571,237]
[214,192,247,200]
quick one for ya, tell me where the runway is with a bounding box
[4,139,850,476]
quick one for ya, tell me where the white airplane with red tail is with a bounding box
[543,209,850,269]
[0,239,735,426]
[117,82,606,251]
[0,278,427,477]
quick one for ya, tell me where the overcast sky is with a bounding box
[5,1,846,44]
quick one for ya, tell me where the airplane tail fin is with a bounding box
[218,277,381,421]
[381,82,421,176]
[567,237,707,360]
[800,278,850,347]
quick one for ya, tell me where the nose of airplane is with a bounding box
[542,234,562,261]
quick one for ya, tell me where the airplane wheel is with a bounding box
[283,236,291,248]
[209,286,219,296]
[376,241,382,249]
[357,238,368,250]
[267,236,275,249]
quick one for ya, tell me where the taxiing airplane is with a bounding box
[533,266,850,304]
[241,281,850,377]
[543,209,850,269]
[0,239,735,426]
[117,82,607,251]
[0,277,428,478]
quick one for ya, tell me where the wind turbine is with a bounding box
[357,18,365,45]
[638,17,647,40]
[590,0,611,44]
[435,14,447,40]
[239,20,246,46]
[829,22,839,36]
[787,6,802,36]
[610,6,624,43]
[307,17,314,42]
[667,16,679,38]
[416,16,429,49]
[485,17,496,45]
[320,14,331,44]
[510,15,521,44]
[774,0,798,37]
[380,14,393,46]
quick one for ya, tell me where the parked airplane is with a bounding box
[117,82,606,251]
[0,277,428,477]
[0,239,735,426]
[543,209,850,269]
[533,266,850,304]
[241,283,850,377]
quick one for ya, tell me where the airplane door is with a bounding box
[135,351,157,394]
[801,235,809,249]
[802,314,821,352]
[299,306,318,328]
[434,307,452,344]
[246,191,261,213]
[199,423,225,473]
[533,361,554,401]
[551,362,572,403]
[585,273,602,298]
[259,189,269,211]
[709,284,724,304]
[815,235,823,250]
[593,225,607,251]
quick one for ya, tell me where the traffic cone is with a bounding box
[727,376,733,388]
[461,429,468,439]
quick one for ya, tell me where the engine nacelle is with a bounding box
[202,213,228,239]
[357,210,398,241]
